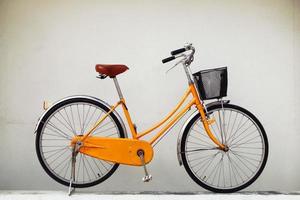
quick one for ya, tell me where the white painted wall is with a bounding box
[0,0,299,192]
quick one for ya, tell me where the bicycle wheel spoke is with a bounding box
[42,145,68,147]
[92,157,103,177]
[44,147,68,160]
[63,158,72,179]
[84,155,97,179]
[227,111,238,143]
[191,153,217,173]
[53,152,71,171]
[57,110,76,135]
[229,149,262,156]
[45,121,72,139]
[222,108,228,144]
[230,129,259,147]
[43,132,70,140]
[230,137,262,149]
[82,155,91,181]
[231,150,259,169]
[188,152,217,163]
[92,112,104,131]
[63,108,76,134]
[98,160,110,171]
[82,105,92,133]
[70,106,76,133]
[225,110,232,142]
[211,160,221,185]
[58,157,71,176]
[230,149,261,163]
[231,154,247,182]
[42,138,69,141]
[198,152,220,176]
[230,150,254,174]
[217,110,224,144]
[217,156,223,186]
[210,114,222,143]
[187,137,215,148]
[103,132,118,137]
[52,115,74,136]
[47,148,69,165]
[93,126,116,136]
[84,107,98,131]
[93,118,111,132]
[76,154,82,182]
[228,152,244,183]
[77,104,83,134]
[227,115,247,144]
[206,154,223,184]
[221,158,226,187]
[228,122,255,145]
[43,147,67,154]
[82,104,86,133]
[184,147,219,153]
[194,123,210,139]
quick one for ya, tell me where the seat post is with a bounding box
[112,77,124,99]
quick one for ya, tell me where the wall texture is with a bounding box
[0,0,299,192]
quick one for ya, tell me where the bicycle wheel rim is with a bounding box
[36,99,124,187]
[182,104,268,192]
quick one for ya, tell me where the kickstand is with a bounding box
[68,145,78,196]
[68,182,75,196]
[137,150,152,182]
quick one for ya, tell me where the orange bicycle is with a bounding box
[35,44,268,194]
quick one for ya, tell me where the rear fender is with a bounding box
[34,95,128,138]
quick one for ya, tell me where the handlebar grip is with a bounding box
[162,56,175,64]
[171,48,186,55]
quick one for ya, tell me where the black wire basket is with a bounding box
[193,67,228,100]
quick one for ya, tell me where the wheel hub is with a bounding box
[223,145,229,152]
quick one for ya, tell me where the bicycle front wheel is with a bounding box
[35,97,125,188]
[181,103,268,193]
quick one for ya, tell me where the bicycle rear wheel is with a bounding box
[35,97,125,188]
[181,103,268,193]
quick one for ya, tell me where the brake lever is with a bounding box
[165,54,187,74]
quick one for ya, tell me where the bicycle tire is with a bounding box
[181,103,268,193]
[35,97,125,188]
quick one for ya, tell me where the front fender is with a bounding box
[176,100,230,166]
[34,95,128,138]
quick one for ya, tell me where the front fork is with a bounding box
[190,85,225,150]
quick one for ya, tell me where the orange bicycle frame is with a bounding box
[81,83,225,149]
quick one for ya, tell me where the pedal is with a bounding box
[142,174,152,182]
[137,149,152,183]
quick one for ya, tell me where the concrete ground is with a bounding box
[0,191,299,200]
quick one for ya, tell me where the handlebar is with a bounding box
[162,56,175,64]
[171,48,186,56]
[162,43,195,65]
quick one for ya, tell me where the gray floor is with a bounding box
[0,191,299,200]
